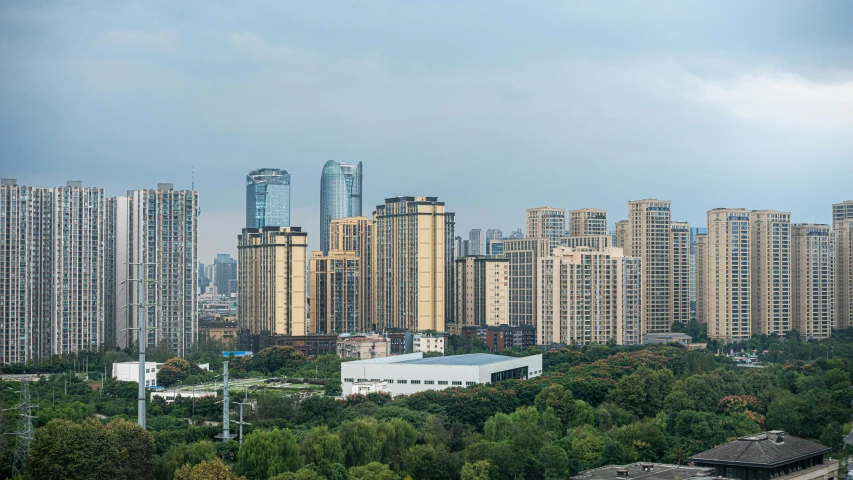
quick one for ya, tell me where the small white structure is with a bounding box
[342,352,542,397]
[351,381,388,396]
[151,390,217,403]
[112,361,162,387]
[413,334,445,354]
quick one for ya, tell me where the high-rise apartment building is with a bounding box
[792,224,834,339]
[503,237,551,328]
[538,247,641,346]
[671,221,691,327]
[568,208,607,236]
[109,184,199,356]
[246,168,291,229]
[508,229,523,240]
[485,229,503,255]
[559,235,612,251]
[689,227,708,306]
[213,254,238,296]
[238,227,307,350]
[706,208,752,341]
[469,229,484,256]
[453,256,510,334]
[836,219,853,329]
[526,207,565,250]
[319,161,362,254]
[614,220,629,250]
[750,210,791,336]
[627,199,673,334]
[695,233,708,324]
[1,180,106,364]
[310,216,373,334]
[373,197,453,332]
[832,200,853,229]
[488,239,505,256]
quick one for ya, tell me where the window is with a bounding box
[397,380,407,384]
[466,382,476,386]
[424,380,435,385]
[438,381,448,385]
[344,378,354,382]
[452,381,462,385]
[411,380,421,384]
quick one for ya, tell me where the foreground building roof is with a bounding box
[687,431,831,468]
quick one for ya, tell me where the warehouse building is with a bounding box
[341,352,542,396]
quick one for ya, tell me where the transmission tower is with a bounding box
[5,381,37,478]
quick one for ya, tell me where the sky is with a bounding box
[1,1,852,261]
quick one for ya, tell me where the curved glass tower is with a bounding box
[320,161,362,253]
[246,168,291,228]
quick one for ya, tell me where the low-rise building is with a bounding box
[269,335,338,357]
[351,381,388,396]
[199,315,238,341]
[112,361,162,387]
[151,390,217,403]
[341,352,542,396]
[337,335,391,360]
[461,324,537,352]
[642,333,707,350]
[413,333,445,354]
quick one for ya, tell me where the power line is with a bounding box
[4,381,37,478]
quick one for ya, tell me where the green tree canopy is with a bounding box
[237,428,303,480]
[347,462,400,480]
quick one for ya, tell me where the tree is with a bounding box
[378,418,418,471]
[819,422,843,452]
[608,367,674,418]
[300,426,344,466]
[324,380,343,397]
[237,428,304,480]
[340,418,383,467]
[460,461,490,480]
[174,458,240,480]
[158,357,202,387]
[106,419,156,480]
[535,384,575,426]
[156,441,217,480]
[538,444,569,480]
[348,462,400,480]
[253,346,306,374]
[270,468,325,480]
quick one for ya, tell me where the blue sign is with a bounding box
[223,351,253,357]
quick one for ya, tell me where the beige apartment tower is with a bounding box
[560,235,612,251]
[526,206,565,249]
[238,227,307,350]
[792,224,834,338]
[310,217,373,334]
[373,197,453,332]
[503,237,552,328]
[453,256,510,334]
[538,247,642,346]
[671,221,691,326]
[836,219,853,329]
[695,233,708,324]
[614,220,629,250]
[749,210,791,336]
[706,209,752,341]
[568,208,608,237]
[627,199,673,334]
[833,201,853,229]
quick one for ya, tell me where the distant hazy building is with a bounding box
[538,247,642,346]
[198,262,209,294]
[568,208,607,236]
[213,254,238,296]
[750,210,792,336]
[310,216,374,334]
[508,229,524,239]
[559,235,612,251]
[373,197,454,332]
[526,207,565,249]
[485,229,503,255]
[319,161,362,254]
[109,184,199,356]
[455,236,470,258]
[706,208,752,341]
[614,220,629,250]
[246,168,290,229]
[792,224,834,338]
[835,219,853,329]
[504,237,551,328]
[689,227,708,305]
[1,179,107,364]
[695,233,708,324]
[453,256,510,334]
[671,221,691,327]
[238,227,307,350]
[488,239,504,256]
[627,199,673,334]
[469,229,484,256]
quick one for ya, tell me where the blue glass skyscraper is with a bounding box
[320,161,362,253]
[246,168,291,228]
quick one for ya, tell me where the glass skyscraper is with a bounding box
[246,168,291,228]
[320,161,362,253]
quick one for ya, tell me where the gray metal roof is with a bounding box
[688,431,830,468]
[395,353,521,366]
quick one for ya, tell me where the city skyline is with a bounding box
[2,2,851,261]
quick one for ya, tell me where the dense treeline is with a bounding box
[2,331,853,479]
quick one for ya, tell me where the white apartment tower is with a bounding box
[568,208,608,237]
[706,208,752,342]
[627,199,673,334]
[836,219,853,329]
[792,224,834,338]
[671,221,691,326]
[1,179,106,364]
[538,247,642,346]
[749,210,791,336]
[453,256,510,333]
[503,237,551,328]
[469,229,484,256]
[526,207,565,250]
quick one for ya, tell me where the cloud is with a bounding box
[99,30,181,55]
[228,32,311,60]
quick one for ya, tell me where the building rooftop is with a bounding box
[395,353,523,366]
[572,463,715,480]
[688,431,830,468]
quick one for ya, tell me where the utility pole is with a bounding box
[4,381,37,478]
[221,361,230,442]
[123,261,158,429]
[235,386,252,446]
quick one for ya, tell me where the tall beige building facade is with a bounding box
[538,247,642,346]
[238,227,307,350]
[614,220,628,250]
[560,235,612,251]
[671,221,691,326]
[836,219,853,329]
[310,217,373,334]
[452,256,510,334]
[706,208,752,341]
[527,206,565,249]
[568,208,607,236]
[627,199,673,334]
[695,233,708,324]
[792,224,834,338]
[749,210,791,336]
[504,237,551,328]
[373,197,453,332]
[833,201,853,229]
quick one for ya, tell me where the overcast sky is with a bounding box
[2,1,852,261]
